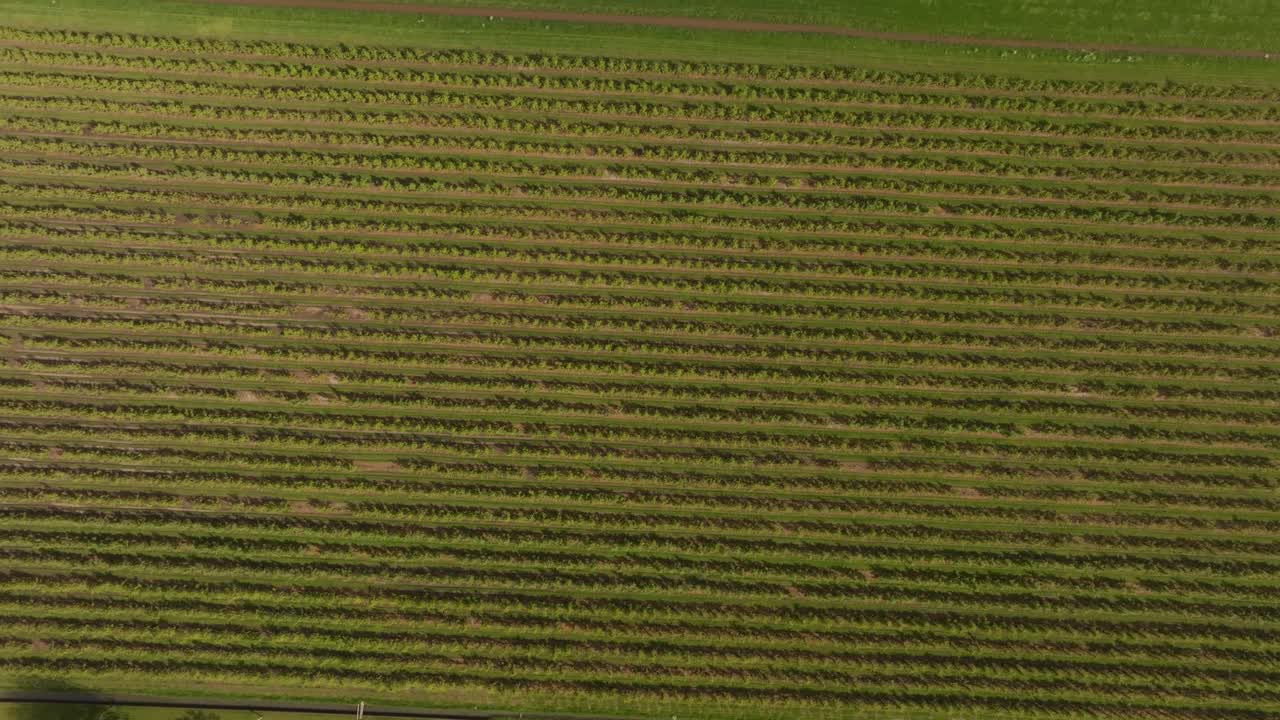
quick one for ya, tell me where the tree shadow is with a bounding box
[9,678,130,720]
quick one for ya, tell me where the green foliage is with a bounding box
[0,19,1277,720]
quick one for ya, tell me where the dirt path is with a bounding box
[197,0,1276,59]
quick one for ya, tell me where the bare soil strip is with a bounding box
[197,0,1277,59]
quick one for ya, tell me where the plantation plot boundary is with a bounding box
[0,5,1278,720]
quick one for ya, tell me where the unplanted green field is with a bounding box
[382,0,1280,51]
[2,0,1279,85]
[0,5,1278,720]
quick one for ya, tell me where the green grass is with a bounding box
[387,0,1280,51]
[0,0,1277,86]
[123,711,345,720]
[0,705,351,720]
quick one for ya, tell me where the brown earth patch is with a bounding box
[293,305,330,319]
[1125,581,1153,595]
[354,460,400,472]
[288,500,348,515]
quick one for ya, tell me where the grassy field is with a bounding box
[377,0,1280,51]
[1,0,1279,85]
[0,1,1278,719]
